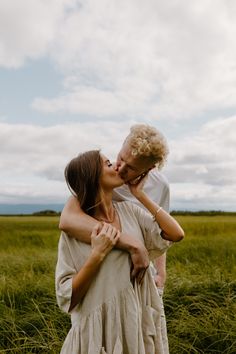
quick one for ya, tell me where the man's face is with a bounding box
[115,143,154,183]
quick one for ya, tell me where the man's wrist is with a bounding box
[116,233,143,254]
[127,240,144,255]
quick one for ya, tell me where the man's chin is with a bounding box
[126,178,139,185]
[118,175,137,185]
[118,175,128,183]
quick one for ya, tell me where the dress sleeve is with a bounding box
[129,203,171,261]
[55,232,77,313]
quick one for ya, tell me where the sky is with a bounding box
[0,0,236,211]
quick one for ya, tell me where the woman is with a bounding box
[56,150,184,354]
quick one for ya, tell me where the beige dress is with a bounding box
[56,201,171,354]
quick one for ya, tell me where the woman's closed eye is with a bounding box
[106,160,112,167]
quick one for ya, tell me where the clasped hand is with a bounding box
[91,221,150,283]
[91,223,120,259]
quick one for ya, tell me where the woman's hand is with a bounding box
[91,223,120,259]
[127,173,148,200]
[69,223,120,311]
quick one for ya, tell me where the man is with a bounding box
[59,124,170,353]
[113,124,170,293]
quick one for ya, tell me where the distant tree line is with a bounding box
[1,209,235,217]
[32,210,61,216]
[34,209,236,217]
[170,210,236,216]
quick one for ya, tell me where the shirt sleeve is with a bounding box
[160,182,170,212]
[55,232,77,313]
[128,203,172,261]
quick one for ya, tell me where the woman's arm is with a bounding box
[69,223,120,311]
[128,180,184,242]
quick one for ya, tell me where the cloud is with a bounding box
[0,121,132,174]
[0,178,68,204]
[0,0,77,68]
[32,88,135,118]
[0,121,134,203]
[165,116,236,209]
[1,117,236,210]
[29,0,236,121]
[1,1,236,120]
[170,182,236,211]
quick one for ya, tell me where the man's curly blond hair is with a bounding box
[124,124,169,169]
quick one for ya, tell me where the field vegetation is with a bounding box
[0,215,235,353]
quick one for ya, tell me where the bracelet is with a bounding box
[152,207,162,221]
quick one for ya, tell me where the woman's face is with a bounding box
[100,154,124,190]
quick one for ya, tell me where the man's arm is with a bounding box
[154,253,166,289]
[59,196,150,279]
[59,196,97,243]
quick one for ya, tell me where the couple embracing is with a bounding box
[56,124,184,354]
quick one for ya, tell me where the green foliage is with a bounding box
[0,216,69,353]
[171,210,236,216]
[0,215,236,353]
[165,215,236,353]
[32,210,61,216]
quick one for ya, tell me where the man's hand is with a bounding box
[154,254,166,289]
[154,274,165,289]
[129,243,150,283]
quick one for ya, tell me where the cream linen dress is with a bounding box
[56,201,171,354]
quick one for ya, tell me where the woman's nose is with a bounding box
[118,163,127,174]
[114,161,119,171]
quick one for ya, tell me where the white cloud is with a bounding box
[0,0,76,68]
[1,0,236,120]
[0,121,134,203]
[1,118,236,210]
[165,116,236,209]
[32,88,135,118]
[0,178,68,204]
[30,0,236,121]
[0,121,132,173]
[170,182,236,211]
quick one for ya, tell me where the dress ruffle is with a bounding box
[60,277,165,354]
[60,284,143,354]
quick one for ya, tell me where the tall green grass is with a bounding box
[166,216,236,353]
[0,215,235,353]
[0,217,68,353]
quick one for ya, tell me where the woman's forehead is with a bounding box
[100,153,109,162]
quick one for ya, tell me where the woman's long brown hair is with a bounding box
[64,150,102,216]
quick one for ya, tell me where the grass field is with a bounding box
[0,215,236,353]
